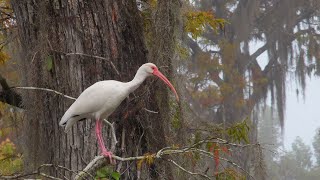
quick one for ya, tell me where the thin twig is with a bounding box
[143,108,158,113]
[116,128,126,172]
[192,149,255,180]
[0,172,38,179]
[76,138,259,179]
[1,138,259,180]
[75,156,105,180]
[0,164,84,180]
[103,119,118,151]
[164,158,212,179]
[64,52,120,75]
[31,51,38,63]
[12,86,76,100]
[38,173,63,180]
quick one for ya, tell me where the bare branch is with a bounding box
[116,128,126,172]
[164,158,212,179]
[63,52,120,75]
[103,119,118,151]
[0,172,38,179]
[12,86,76,100]
[0,164,83,180]
[193,148,255,180]
[143,108,158,113]
[1,137,258,179]
[76,137,259,179]
[247,28,317,69]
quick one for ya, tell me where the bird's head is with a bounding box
[141,63,179,101]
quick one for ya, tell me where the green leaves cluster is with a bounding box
[137,153,155,171]
[0,138,23,175]
[227,120,250,144]
[215,168,245,180]
[0,51,9,65]
[95,166,120,180]
[46,55,53,71]
[185,11,226,39]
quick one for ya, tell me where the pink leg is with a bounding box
[95,119,114,163]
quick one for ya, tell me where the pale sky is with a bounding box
[284,76,320,150]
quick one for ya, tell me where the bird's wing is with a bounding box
[59,80,126,128]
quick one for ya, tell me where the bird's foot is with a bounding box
[102,150,115,164]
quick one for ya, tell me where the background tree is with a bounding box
[277,137,313,179]
[313,128,320,166]
[178,0,320,176]
[291,136,312,170]
[257,105,281,178]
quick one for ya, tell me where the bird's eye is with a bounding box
[151,66,155,70]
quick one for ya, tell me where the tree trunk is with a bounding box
[11,0,179,179]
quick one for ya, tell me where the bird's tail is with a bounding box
[59,109,86,132]
[60,115,86,133]
[64,116,79,132]
[59,111,72,127]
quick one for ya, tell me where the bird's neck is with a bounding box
[126,69,148,93]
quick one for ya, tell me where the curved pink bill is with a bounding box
[153,69,179,101]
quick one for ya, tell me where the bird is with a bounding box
[59,63,179,162]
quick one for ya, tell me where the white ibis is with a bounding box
[59,63,179,162]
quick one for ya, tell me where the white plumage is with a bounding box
[60,80,128,131]
[59,63,179,161]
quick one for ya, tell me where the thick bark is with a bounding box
[11,0,178,179]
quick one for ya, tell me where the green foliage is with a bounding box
[111,172,120,180]
[0,138,23,175]
[263,135,315,179]
[137,153,155,171]
[169,97,181,130]
[140,0,158,48]
[95,166,120,180]
[0,0,14,66]
[0,51,10,65]
[215,168,245,180]
[176,44,190,60]
[46,55,53,71]
[171,114,181,129]
[0,0,14,28]
[291,136,312,170]
[226,119,250,144]
[313,128,320,166]
[185,11,226,39]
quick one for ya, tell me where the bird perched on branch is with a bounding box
[59,63,179,162]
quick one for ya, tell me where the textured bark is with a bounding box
[11,0,179,179]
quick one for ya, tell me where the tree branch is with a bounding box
[246,28,317,69]
[164,158,211,179]
[103,119,118,152]
[55,51,120,76]
[0,164,84,180]
[75,138,259,179]
[1,137,259,180]
[12,86,76,100]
